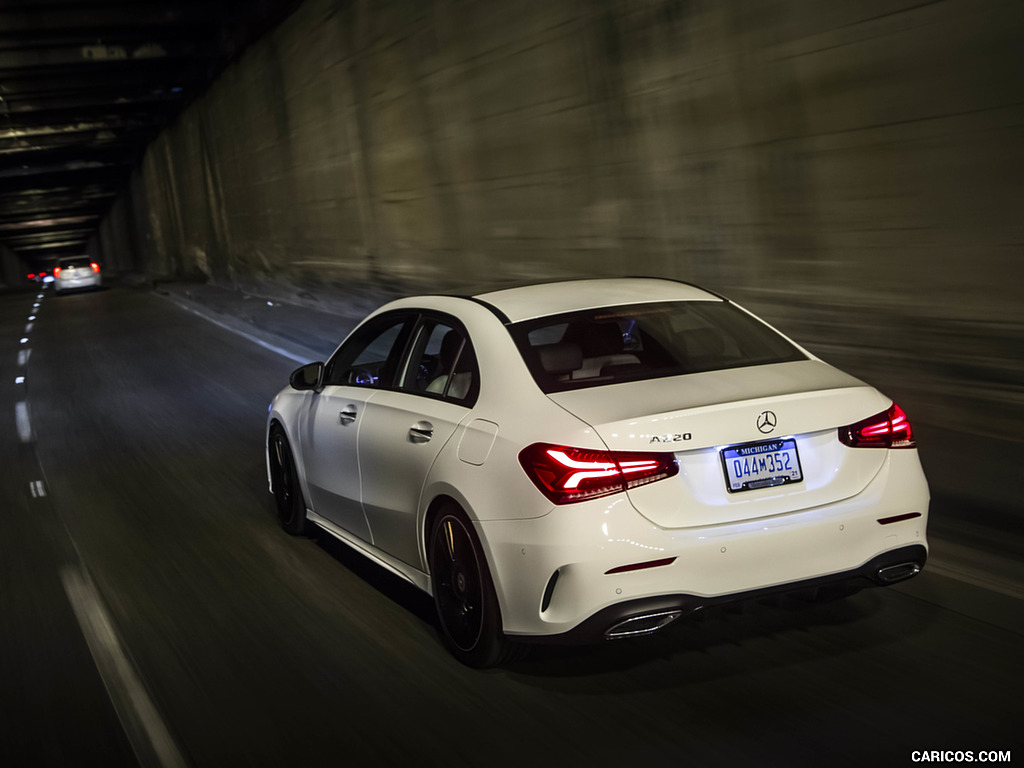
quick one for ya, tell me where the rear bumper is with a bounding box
[520,544,926,645]
[480,448,929,639]
[54,275,101,292]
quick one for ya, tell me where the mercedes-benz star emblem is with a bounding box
[756,410,778,434]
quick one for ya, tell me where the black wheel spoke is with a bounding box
[433,514,484,651]
[429,505,511,667]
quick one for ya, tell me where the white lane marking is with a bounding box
[15,376,25,384]
[36,293,43,299]
[61,567,188,768]
[15,401,33,443]
[170,300,311,364]
[28,315,36,321]
[25,322,34,333]
[20,337,28,344]
[18,349,31,366]
[29,480,46,498]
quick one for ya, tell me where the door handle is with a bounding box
[339,406,357,425]
[409,421,434,443]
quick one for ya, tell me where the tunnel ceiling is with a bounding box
[0,0,300,271]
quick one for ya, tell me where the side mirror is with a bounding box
[289,361,324,391]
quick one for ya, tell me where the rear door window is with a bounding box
[397,315,479,406]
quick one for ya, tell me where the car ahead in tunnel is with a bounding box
[27,269,52,283]
[53,256,101,294]
[265,278,930,667]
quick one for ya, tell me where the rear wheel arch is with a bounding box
[423,494,463,557]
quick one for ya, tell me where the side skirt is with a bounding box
[307,510,431,594]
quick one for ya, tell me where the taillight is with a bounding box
[838,402,915,449]
[53,267,61,278]
[90,262,100,273]
[519,443,678,504]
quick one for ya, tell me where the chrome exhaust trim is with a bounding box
[604,610,683,639]
[877,561,921,584]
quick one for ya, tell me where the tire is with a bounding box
[428,504,514,668]
[269,426,307,535]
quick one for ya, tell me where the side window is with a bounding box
[398,318,479,405]
[324,313,412,388]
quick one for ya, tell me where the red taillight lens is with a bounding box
[53,267,61,278]
[838,402,915,449]
[90,262,100,273]
[519,443,679,504]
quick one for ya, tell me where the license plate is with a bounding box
[721,438,803,493]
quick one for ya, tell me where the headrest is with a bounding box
[537,342,583,375]
[439,329,463,365]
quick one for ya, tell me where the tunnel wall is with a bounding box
[96,0,1022,451]
[0,243,20,289]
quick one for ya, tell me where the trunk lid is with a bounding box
[547,360,892,527]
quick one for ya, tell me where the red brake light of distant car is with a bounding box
[27,273,35,280]
[838,402,915,449]
[90,262,100,273]
[519,443,679,504]
[53,267,61,278]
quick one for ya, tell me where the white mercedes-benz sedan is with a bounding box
[266,278,929,667]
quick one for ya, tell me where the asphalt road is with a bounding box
[1,285,1020,767]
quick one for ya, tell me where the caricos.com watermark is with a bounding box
[911,751,1012,763]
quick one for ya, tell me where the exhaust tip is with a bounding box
[604,610,683,639]
[877,562,922,584]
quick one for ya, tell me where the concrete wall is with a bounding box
[95,0,1023,445]
[0,243,20,288]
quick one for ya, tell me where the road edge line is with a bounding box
[61,566,189,768]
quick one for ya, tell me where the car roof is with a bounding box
[470,278,723,323]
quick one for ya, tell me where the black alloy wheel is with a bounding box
[429,505,512,668]
[270,427,306,535]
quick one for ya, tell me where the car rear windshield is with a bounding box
[509,300,807,393]
[59,257,92,269]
